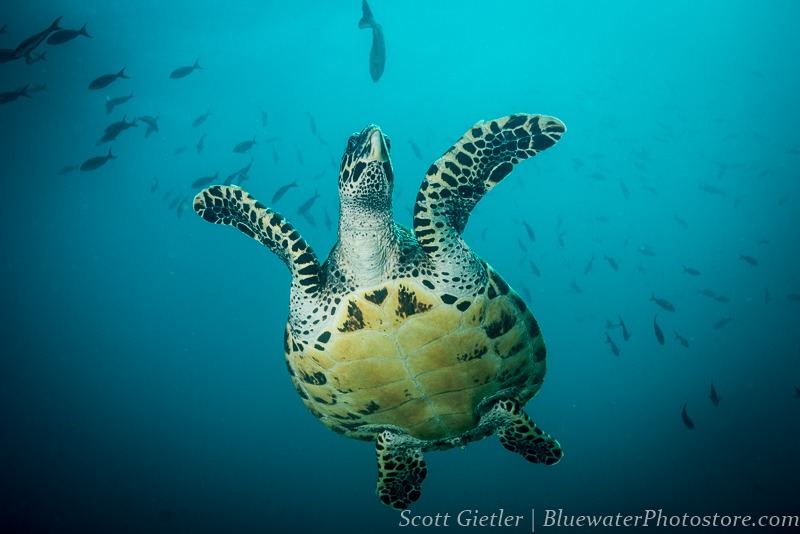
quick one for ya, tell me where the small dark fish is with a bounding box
[191,171,218,189]
[306,112,317,136]
[605,318,619,329]
[192,109,212,128]
[604,255,618,271]
[709,382,721,407]
[681,404,694,430]
[323,206,332,232]
[100,115,137,143]
[588,172,606,181]
[556,214,563,229]
[529,260,541,278]
[792,386,800,397]
[618,179,629,200]
[297,189,320,214]
[755,238,770,246]
[733,195,744,208]
[176,197,188,218]
[638,262,647,274]
[651,293,675,312]
[89,68,130,90]
[11,16,62,59]
[619,316,632,342]
[654,313,664,345]
[196,133,206,154]
[682,265,701,276]
[764,285,770,304]
[674,214,688,229]
[570,157,585,172]
[0,84,31,105]
[787,294,800,302]
[595,215,609,223]
[517,282,531,302]
[557,231,566,247]
[140,114,159,137]
[272,146,280,165]
[168,197,180,210]
[266,136,283,144]
[408,139,423,160]
[24,50,47,64]
[643,185,661,196]
[224,158,254,186]
[517,238,528,254]
[80,147,116,171]
[0,24,7,35]
[46,23,91,45]
[674,331,689,348]
[173,146,187,156]
[170,58,202,79]
[777,192,789,206]
[697,289,716,298]
[714,295,730,303]
[698,184,726,196]
[358,0,385,82]
[57,164,78,175]
[150,176,158,193]
[570,281,583,294]
[296,145,304,165]
[259,107,268,127]
[162,189,173,202]
[739,254,759,266]
[26,83,47,94]
[714,314,733,330]
[637,245,656,256]
[604,333,620,356]
[633,160,647,170]
[234,136,257,153]
[521,220,536,243]
[584,254,594,275]
[105,91,134,115]
[299,210,316,228]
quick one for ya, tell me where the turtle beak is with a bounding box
[368,128,390,163]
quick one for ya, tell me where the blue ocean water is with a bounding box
[2,0,799,532]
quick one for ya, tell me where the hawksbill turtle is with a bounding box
[193,113,566,509]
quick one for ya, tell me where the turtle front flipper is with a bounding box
[375,430,428,510]
[414,114,565,261]
[492,398,563,465]
[193,185,322,295]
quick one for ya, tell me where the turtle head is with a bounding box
[338,125,393,208]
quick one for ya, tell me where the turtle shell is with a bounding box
[284,265,546,443]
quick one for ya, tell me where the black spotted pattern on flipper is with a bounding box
[413,114,565,257]
[193,185,322,294]
[375,430,428,510]
[493,399,563,466]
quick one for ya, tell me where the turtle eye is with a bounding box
[346,136,358,155]
[384,136,391,153]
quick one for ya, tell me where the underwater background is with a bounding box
[2,0,799,532]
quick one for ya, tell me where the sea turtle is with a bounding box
[193,113,566,509]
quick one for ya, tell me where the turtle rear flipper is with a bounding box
[493,399,563,465]
[375,430,428,510]
[193,185,322,295]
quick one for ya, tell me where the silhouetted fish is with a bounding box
[150,176,158,193]
[681,404,694,429]
[26,83,46,94]
[653,313,664,345]
[191,171,218,189]
[408,139,423,160]
[46,23,91,45]
[697,289,715,298]
[674,214,688,229]
[193,109,211,128]
[793,386,800,398]
[589,172,605,181]
[764,285,770,304]
[739,254,758,266]
[140,114,159,137]
[296,145,304,165]
[24,50,47,64]
[196,133,206,154]
[0,85,31,105]
[234,136,256,153]
[583,255,594,275]
[618,178,629,199]
[80,147,116,171]
[105,91,134,115]
[709,382,721,407]
[170,58,202,79]
[699,184,726,196]
[674,331,689,348]
[637,245,656,256]
[714,295,730,303]
[323,206,332,231]
[12,16,62,59]
[570,281,583,294]
[272,180,298,204]
[604,333,620,356]
[358,0,385,82]
[272,146,280,165]
[306,112,317,136]
[714,314,732,330]
[517,238,527,254]
[682,265,701,275]
[787,294,800,302]
[89,68,129,90]
[521,220,536,243]
[604,255,618,271]
[529,260,540,278]
[651,293,675,312]
[558,231,566,247]
[223,158,254,186]
[100,115,137,143]
[297,189,320,214]
[173,146,187,156]
[619,316,632,341]
[259,107,268,127]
